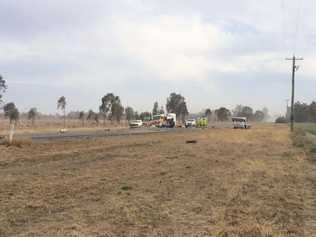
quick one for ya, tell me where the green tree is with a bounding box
[294,102,309,122]
[112,102,124,122]
[205,108,212,119]
[79,111,85,127]
[275,116,288,123]
[275,101,316,123]
[87,110,99,125]
[239,106,253,119]
[100,93,114,124]
[309,101,316,122]
[215,107,231,121]
[100,93,124,123]
[125,107,134,121]
[152,102,159,116]
[28,108,37,126]
[232,105,243,117]
[57,96,66,128]
[254,110,265,122]
[4,102,19,124]
[166,93,189,122]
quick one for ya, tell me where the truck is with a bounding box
[232,117,251,129]
[185,119,196,128]
[142,114,162,127]
[159,113,176,128]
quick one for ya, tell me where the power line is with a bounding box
[293,0,303,54]
[280,0,287,52]
[281,0,305,55]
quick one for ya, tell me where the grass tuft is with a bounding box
[121,185,132,191]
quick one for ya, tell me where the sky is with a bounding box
[1,0,315,116]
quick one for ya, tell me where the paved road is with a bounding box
[28,127,180,142]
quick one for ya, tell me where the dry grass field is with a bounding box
[0,124,315,236]
[0,119,128,135]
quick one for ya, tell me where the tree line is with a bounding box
[70,92,189,126]
[276,101,316,123]
[0,75,270,127]
[201,105,269,122]
[0,80,191,127]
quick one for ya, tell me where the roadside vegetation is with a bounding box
[276,101,316,124]
[292,123,316,155]
[291,123,316,237]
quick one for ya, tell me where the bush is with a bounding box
[275,116,288,123]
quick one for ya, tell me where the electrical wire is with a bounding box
[280,0,304,55]
[293,0,303,55]
[280,0,288,54]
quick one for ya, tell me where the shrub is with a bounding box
[275,116,288,123]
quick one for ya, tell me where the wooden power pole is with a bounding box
[285,55,303,132]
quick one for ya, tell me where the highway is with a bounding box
[29,127,179,142]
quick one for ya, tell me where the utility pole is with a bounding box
[285,55,303,132]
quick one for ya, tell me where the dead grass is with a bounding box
[0,124,313,236]
[0,119,128,135]
[0,137,32,148]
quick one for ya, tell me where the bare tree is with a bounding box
[0,75,7,105]
[4,102,19,143]
[152,102,159,116]
[28,108,37,127]
[125,107,134,121]
[79,111,85,127]
[87,110,99,126]
[57,96,66,128]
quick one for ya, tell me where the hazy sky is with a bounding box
[1,0,315,115]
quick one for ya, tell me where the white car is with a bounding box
[185,119,196,128]
[129,120,143,128]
